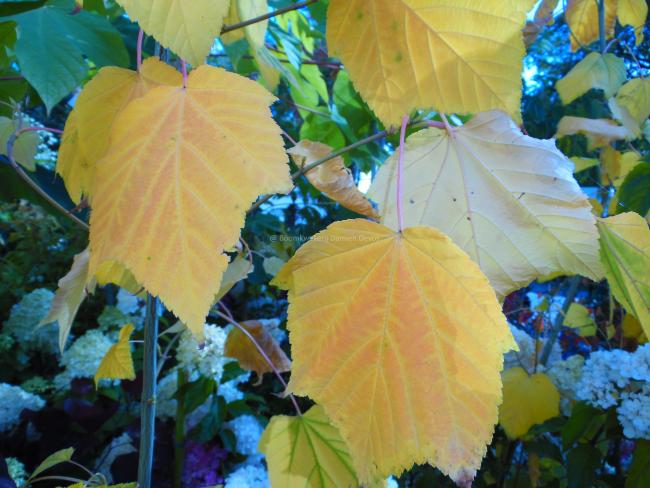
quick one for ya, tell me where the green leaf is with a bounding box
[617,162,650,216]
[567,444,601,488]
[562,402,605,451]
[28,447,74,480]
[6,0,128,111]
[556,53,626,105]
[564,303,597,336]
[175,376,216,414]
[628,440,650,488]
[0,116,39,170]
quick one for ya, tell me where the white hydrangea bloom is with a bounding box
[574,349,628,409]
[504,325,561,374]
[116,289,142,317]
[386,476,399,488]
[53,330,113,389]
[548,355,585,394]
[618,344,650,382]
[0,383,45,432]
[6,457,27,486]
[227,414,264,456]
[224,464,270,488]
[219,372,251,403]
[3,288,58,358]
[618,384,650,439]
[176,324,232,381]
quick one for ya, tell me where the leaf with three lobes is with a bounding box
[94,323,136,386]
[499,367,560,438]
[326,0,534,126]
[88,65,292,337]
[565,0,616,51]
[57,58,181,203]
[116,0,230,67]
[41,248,96,353]
[259,405,359,487]
[617,0,648,44]
[555,53,626,105]
[224,320,291,382]
[556,116,633,150]
[598,212,650,338]
[288,140,379,219]
[273,219,515,484]
[368,111,603,299]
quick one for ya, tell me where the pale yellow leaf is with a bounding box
[326,0,534,126]
[88,66,291,336]
[556,116,633,149]
[221,1,244,44]
[368,111,603,299]
[571,156,599,173]
[600,147,640,187]
[56,111,92,204]
[224,319,291,381]
[214,254,253,303]
[610,78,650,133]
[94,323,136,386]
[117,0,230,66]
[617,0,648,44]
[566,0,616,51]
[499,367,560,438]
[622,313,647,343]
[259,405,360,488]
[262,256,285,277]
[41,248,96,352]
[598,212,650,338]
[273,219,515,484]
[556,52,626,105]
[564,303,597,336]
[94,261,141,295]
[289,140,379,219]
[0,116,39,171]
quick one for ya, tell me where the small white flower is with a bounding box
[6,457,27,486]
[227,414,264,456]
[224,464,269,488]
[53,330,113,389]
[3,288,58,358]
[177,324,232,381]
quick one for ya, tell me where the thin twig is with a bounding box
[221,0,318,34]
[214,307,302,416]
[5,130,89,230]
[539,276,581,365]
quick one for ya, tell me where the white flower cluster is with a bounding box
[6,457,27,486]
[3,288,58,359]
[504,325,561,374]
[176,324,232,381]
[224,464,269,488]
[0,383,45,432]
[53,330,113,389]
[547,344,650,439]
[227,414,264,457]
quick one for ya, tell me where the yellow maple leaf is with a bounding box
[368,111,603,299]
[214,254,253,304]
[600,147,640,187]
[88,65,291,336]
[259,405,360,487]
[224,320,291,382]
[617,0,648,44]
[289,140,379,220]
[221,0,245,44]
[116,0,230,66]
[499,367,560,438]
[598,212,650,338]
[556,116,633,150]
[41,248,96,352]
[57,59,181,204]
[622,314,647,343]
[326,0,534,127]
[555,52,626,105]
[566,0,616,51]
[94,323,136,387]
[273,219,515,484]
[564,303,597,336]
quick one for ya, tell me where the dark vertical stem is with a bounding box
[138,294,159,488]
[173,369,187,488]
[598,0,607,53]
[539,276,581,366]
